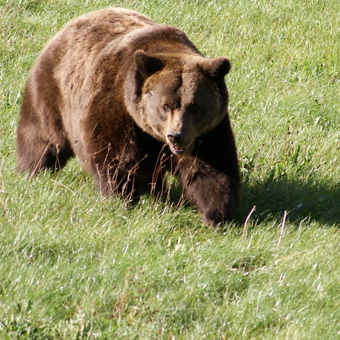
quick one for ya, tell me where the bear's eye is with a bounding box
[163,104,170,112]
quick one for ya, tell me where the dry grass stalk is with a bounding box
[242,205,256,240]
[278,210,287,245]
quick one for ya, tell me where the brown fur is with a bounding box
[16,8,240,225]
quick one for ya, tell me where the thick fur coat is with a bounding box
[16,8,240,225]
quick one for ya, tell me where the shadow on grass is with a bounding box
[237,177,340,227]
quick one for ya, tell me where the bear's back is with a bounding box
[40,8,155,75]
[58,8,155,50]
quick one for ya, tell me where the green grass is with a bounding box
[1,0,340,338]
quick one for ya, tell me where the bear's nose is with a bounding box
[167,133,183,145]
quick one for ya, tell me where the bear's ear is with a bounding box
[134,50,164,76]
[202,57,231,79]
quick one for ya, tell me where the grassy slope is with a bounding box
[1,0,340,339]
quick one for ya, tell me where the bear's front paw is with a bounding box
[202,209,228,227]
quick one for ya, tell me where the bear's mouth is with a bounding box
[168,142,193,156]
[172,144,185,154]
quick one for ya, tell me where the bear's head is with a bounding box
[125,50,230,156]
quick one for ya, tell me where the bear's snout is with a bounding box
[166,131,194,156]
[167,132,183,145]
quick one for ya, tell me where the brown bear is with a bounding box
[16,8,240,226]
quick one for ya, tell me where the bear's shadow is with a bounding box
[236,177,340,227]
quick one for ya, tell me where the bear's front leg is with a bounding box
[176,117,240,226]
[178,157,239,225]
[87,145,145,201]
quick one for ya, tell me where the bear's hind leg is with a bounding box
[16,86,73,175]
[17,125,73,175]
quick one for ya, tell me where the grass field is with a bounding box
[1,0,340,339]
